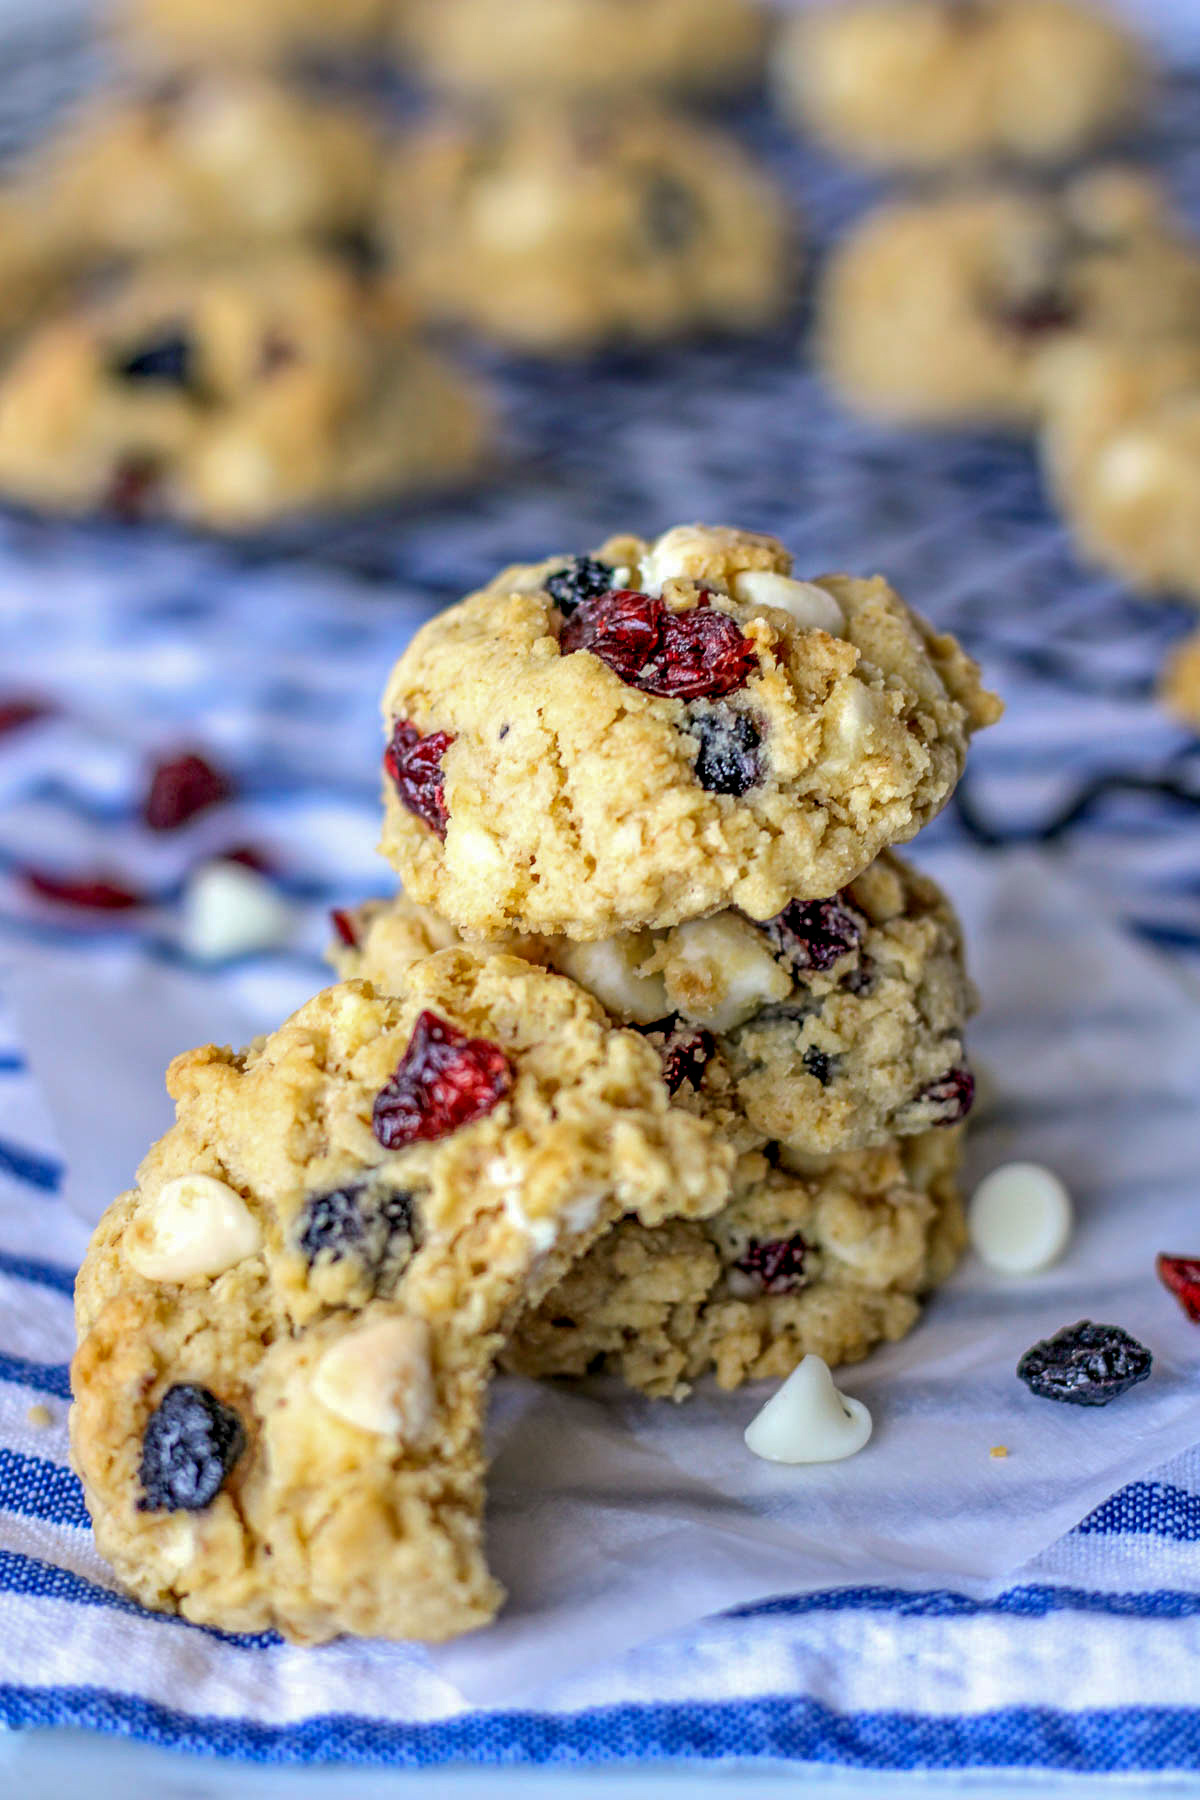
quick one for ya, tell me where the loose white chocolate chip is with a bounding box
[733,571,845,636]
[551,934,669,1024]
[313,1315,434,1442]
[744,1354,873,1465]
[181,860,292,963]
[968,1162,1073,1275]
[664,913,790,1032]
[128,1174,262,1282]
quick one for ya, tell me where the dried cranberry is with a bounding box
[384,720,454,839]
[661,1024,715,1095]
[144,751,232,831]
[0,697,51,735]
[23,868,143,910]
[733,1234,809,1296]
[218,844,273,874]
[561,589,756,701]
[1017,1320,1152,1407]
[915,1065,975,1125]
[764,893,867,974]
[546,555,615,617]
[1156,1254,1200,1324]
[687,705,763,796]
[373,1010,512,1149]
[138,1383,245,1512]
[330,907,359,949]
[997,289,1078,338]
[105,455,162,521]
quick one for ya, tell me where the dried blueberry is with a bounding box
[802,1045,835,1087]
[764,894,867,975]
[299,1183,368,1262]
[636,1015,715,1095]
[373,1011,512,1149]
[732,1234,809,1296]
[298,1183,417,1288]
[546,556,615,618]
[642,174,700,251]
[138,1383,246,1511]
[687,705,763,796]
[113,329,194,387]
[1017,1320,1152,1407]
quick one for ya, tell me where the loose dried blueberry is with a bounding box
[384,720,454,838]
[802,1045,835,1087]
[642,173,700,251]
[546,556,615,617]
[143,750,231,831]
[113,329,194,387]
[913,1064,975,1125]
[687,705,763,796]
[561,589,756,700]
[373,1010,512,1149]
[732,1234,809,1296]
[1156,1253,1200,1324]
[138,1382,246,1511]
[764,893,867,974]
[1017,1320,1152,1406]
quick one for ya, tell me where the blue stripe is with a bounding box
[0,1354,70,1398]
[731,1583,1200,1623]
[0,1448,87,1528]
[0,1053,25,1072]
[1079,1483,1200,1542]
[0,1137,61,1192]
[2,1684,1200,1772]
[0,1548,278,1647]
[0,1248,76,1296]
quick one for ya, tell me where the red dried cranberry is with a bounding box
[916,1065,975,1125]
[373,1010,512,1149]
[0,697,51,736]
[105,455,163,521]
[733,1234,809,1296]
[1157,1254,1200,1324]
[764,893,867,974]
[330,907,359,949]
[144,751,231,831]
[217,844,273,875]
[24,868,143,910]
[384,721,454,839]
[661,1024,715,1095]
[997,289,1078,338]
[561,589,756,701]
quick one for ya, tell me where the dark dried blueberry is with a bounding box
[373,1010,512,1149]
[1017,1320,1152,1407]
[299,1183,368,1262]
[546,555,615,617]
[642,173,701,251]
[143,750,231,831]
[113,329,194,387]
[765,893,867,974]
[330,907,359,949]
[687,705,763,796]
[138,1383,246,1511]
[325,224,386,277]
[1156,1254,1200,1324]
[661,1023,715,1095]
[384,720,454,838]
[802,1045,835,1087]
[996,289,1079,338]
[732,1234,809,1296]
[914,1065,975,1125]
[842,953,876,997]
[298,1182,417,1287]
[23,867,143,910]
[561,589,756,701]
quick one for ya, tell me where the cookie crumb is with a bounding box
[990,1444,1009,1459]
[27,1403,53,1428]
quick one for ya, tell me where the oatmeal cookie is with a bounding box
[0,252,486,530]
[377,523,1001,940]
[123,0,391,66]
[775,0,1148,172]
[399,0,766,100]
[1161,632,1200,731]
[819,169,1200,429]
[332,851,977,1157]
[505,1128,965,1397]
[380,105,793,352]
[71,955,731,1642]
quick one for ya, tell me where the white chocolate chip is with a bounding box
[1095,433,1174,501]
[733,571,845,636]
[128,1174,262,1282]
[180,861,292,963]
[312,1315,434,1442]
[744,1354,873,1465]
[551,935,670,1025]
[444,818,509,886]
[968,1162,1073,1275]
[663,913,790,1032]
[821,683,878,775]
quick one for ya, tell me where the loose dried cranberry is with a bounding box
[23,868,143,910]
[105,455,162,521]
[546,555,615,618]
[1017,1320,1152,1407]
[373,1010,512,1149]
[1157,1254,1200,1324]
[764,893,867,974]
[330,907,359,948]
[218,844,273,874]
[384,720,454,839]
[733,1234,809,1296]
[915,1065,975,1125]
[0,697,51,735]
[561,589,756,701]
[144,751,232,831]
[688,705,763,796]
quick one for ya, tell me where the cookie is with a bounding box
[775,0,1148,172]
[380,105,793,353]
[0,252,486,530]
[0,190,67,338]
[377,523,1001,940]
[71,955,732,1642]
[819,170,1200,429]
[123,0,390,66]
[505,1128,965,1397]
[1039,337,1200,604]
[399,0,766,100]
[36,73,383,262]
[1161,631,1200,731]
[332,850,977,1157]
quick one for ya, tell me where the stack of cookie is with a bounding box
[69,521,1000,1643]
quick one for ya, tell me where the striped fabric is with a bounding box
[0,7,1199,1773]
